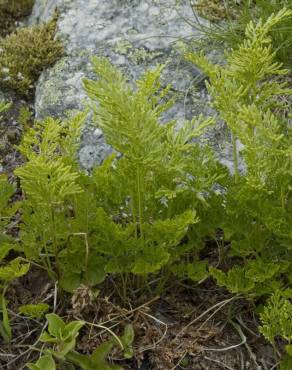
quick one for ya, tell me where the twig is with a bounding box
[270,361,281,370]
[175,296,238,339]
[137,310,168,352]
[5,321,48,368]
[202,339,246,353]
[53,281,58,312]
[203,355,235,370]
[230,319,259,367]
[170,351,188,370]
[97,296,160,326]
[83,321,124,350]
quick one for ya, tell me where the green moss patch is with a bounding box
[0,16,63,97]
[194,0,241,22]
[0,0,35,36]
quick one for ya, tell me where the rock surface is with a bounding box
[29,0,235,170]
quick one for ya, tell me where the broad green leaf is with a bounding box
[53,340,76,359]
[59,272,81,293]
[27,355,56,370]
[63,320,85,341]
[39,331,58,344]
[19,303,49,319]
[84,258,106,286]
[91,342,114,363]
[120,324,134,359]
[0,258,30,282]
[46,313,66,339]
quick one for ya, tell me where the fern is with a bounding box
[0,175,29,343]
[14,58,223,293]
[260,291,292,368]
[186,9,292,296]
[15,115,86,281]
[83,58,225,290]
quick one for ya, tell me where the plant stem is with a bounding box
[136,166,144,240]
[50,205,60,279]
[232,132,239,183]
[130,192,138,239]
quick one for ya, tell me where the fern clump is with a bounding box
[0,174,30,342]
[15,59,224,293]
[0,0,34,37]
[0,15,63,97]
[15,113,86,285]
[185,8,292,297]
[260,291,292,368]
[82,58,225,287]
[0,174,16,247]
[192,0,292,67]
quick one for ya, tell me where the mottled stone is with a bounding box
[29,0,227,169]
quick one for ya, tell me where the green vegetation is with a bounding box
[192,0,292,67]
[260,292,292,369]
[14,64,222,294]
[186,8,292,299]
[194,0,241,22]
[0,0,34,36]
[0,15,63,97]
[18,303,50,318]
[0,176,30,342]
[0,4,291,369]
[27,313,134,370]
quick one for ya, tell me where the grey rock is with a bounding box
[30,0,227,169]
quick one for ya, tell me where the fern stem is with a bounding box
[136,166,144,240]
[281,187,286,213]
[120,273,128,301]
[130,192,138,239]
[42,235,54,279]
[50,205,60,279]
[232,133,239,183]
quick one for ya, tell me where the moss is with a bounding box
[194,0,241,22]
[114,40,133,55]
[0,0,35,37]
[129,47,162,64]
[0,15,63,97]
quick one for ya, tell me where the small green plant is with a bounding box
[18,303,50,319]
[15,113,87,286]
[190,0,292,67]
[0,175,30,342]
[18,105,33,131]
[260,291,292,369]
[27,313,134,370]
[27,355,56,370]
[15,59,224,294]
[0,258,30,342]
[0,14,63,96]
[82,58,225,290]
[185,8,292,297]
[0,0,34,36]
[0,180,30,342]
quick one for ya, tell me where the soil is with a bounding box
[0,267,279,370]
